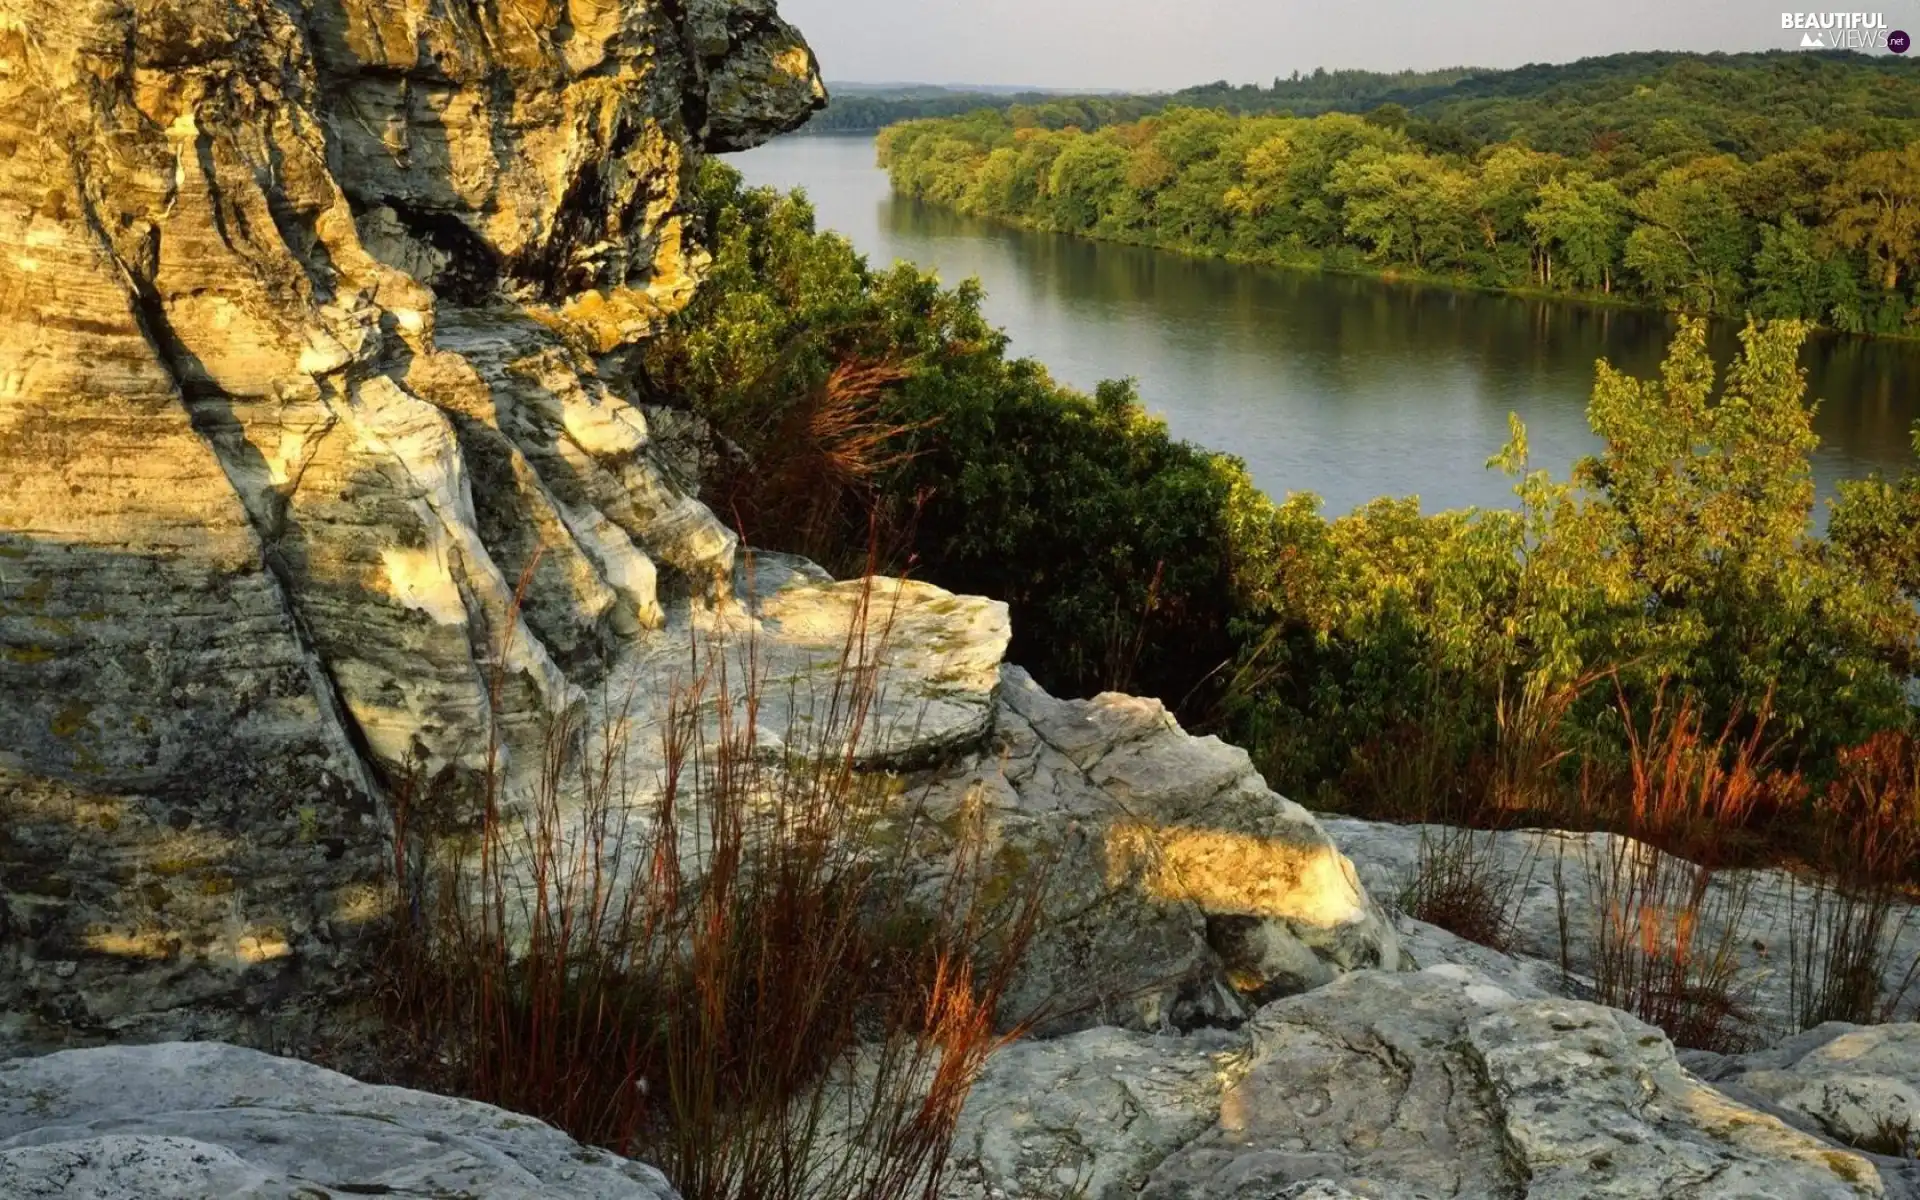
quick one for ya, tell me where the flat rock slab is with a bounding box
[0,1043,678,1199]
[941,967,1886,1199]
[603,553,1011,775]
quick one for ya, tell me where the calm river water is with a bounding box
[731,135,1919,517]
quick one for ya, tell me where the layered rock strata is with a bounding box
[0,0,830,1044]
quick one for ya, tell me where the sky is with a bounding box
[776,0,1920,91]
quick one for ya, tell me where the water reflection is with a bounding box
[734,135,1919,517]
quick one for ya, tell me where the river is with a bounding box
[730,134,1920,518]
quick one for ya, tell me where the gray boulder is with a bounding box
[1691,1023,1920,1196]
[905,668,1400,1035]
[0,1042,677,1199]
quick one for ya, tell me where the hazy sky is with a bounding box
[778,0,1919,90]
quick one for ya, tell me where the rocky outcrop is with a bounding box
[1691,1023,1920,1191]
[0,0,825,1046]
[0,1041,679,1198]
[907,668,1398,1035]
[941,966,1893,1199]
[0,0,823,791]
[0,0,1396,1059]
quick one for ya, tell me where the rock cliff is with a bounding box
[0,0,1399,1049]
[0,0,827,1043]
[0,0,824,793]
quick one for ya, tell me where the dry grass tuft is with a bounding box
[1789,731,1920,1029]
[711,358,928,572]
[1561,690,1784,1053]
[380,576,1045,1199]
[1390,674,1578,951]
[1399,824,1525,952]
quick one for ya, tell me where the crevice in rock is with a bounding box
[655,0,709,139]
[378,198,503,305]
[91,192,387,805]
[507,159,610,300]
[1459,1034,1540,1197]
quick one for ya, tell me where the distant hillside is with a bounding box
[803,51,1918,153]
[825,81,1112,98]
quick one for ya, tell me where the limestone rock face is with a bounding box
[908,668,1399,1036]
[1691,1023,1920,1190]
[0,0,825,789]
[0,0,821,1046]
[0,1041,680,1198]
[941,967,1890,1200]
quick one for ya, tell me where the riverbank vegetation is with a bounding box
[876,53,1920,335]
[644,163,1920,874]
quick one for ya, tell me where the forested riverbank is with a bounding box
[647,163,1920,853]
[877,56,1920,336]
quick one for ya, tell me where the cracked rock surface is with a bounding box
[940,966,1890,1200]
[0,0,830,1046]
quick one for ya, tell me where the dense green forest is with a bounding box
[645,163,1920,834]
[813,51,1916,142]
[876,52,1920,335]
[801,70,1473,134]
[803,85,1144,134]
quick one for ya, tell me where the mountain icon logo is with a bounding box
[1800,31,1827,47]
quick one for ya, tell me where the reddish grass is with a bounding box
[379,575,1047,1198]
[1560,688,1787,1051]
[711,358,930,572]
[1598,687,1796,869]
[1789,731,1920,1027]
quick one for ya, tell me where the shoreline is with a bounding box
[878,184,1920,348]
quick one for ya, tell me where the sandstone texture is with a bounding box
[0,1041,679,1198]
[940,966,1897,1200]
[907,668,1399,1035]
[0,0,829,1045]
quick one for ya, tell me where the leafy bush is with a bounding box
[646,162,1262,706]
